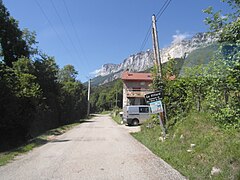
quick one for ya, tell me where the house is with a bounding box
[121,71,153,108]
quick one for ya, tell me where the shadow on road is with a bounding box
[80,120,95,124]
[50,139,70,143]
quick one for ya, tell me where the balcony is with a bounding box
[126,88,153,98]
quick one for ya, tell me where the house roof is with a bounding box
[121,71,152,81]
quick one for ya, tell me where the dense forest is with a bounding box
[0,1,87,150]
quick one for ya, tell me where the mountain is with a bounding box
[91,32,217,86]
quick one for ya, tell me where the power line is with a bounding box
[139,23,152,52]
[156,0,172,20]
[50,0,80,57]
[35,0,75,60]
[139,0,173,52]
[62,0,89,62]
[50,0,84,67]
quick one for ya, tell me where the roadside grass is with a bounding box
[0,120,87,166]
[111,108,123,125]
[132,112,240,179]
[111,113,122,125]
[100,111,111,115]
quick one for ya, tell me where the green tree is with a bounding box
[22,28,38,56]
[13,57,41,98]
[203,0,240,127]
[0,1,89,149]
[0,0,29,67]
[32,54,60,131]
[58,64,78,83]
[58,65,87,124]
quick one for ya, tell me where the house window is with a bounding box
[140,82,145,86]
[140,98,147,105]
[128,98,135,105]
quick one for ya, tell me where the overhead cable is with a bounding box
[35,0,75,60]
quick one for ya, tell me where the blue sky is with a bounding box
[3,0,232,82]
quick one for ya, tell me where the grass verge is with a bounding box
[100,111,111,115]
[0,120,86,166]
[111,108,123,125]
[132,112,240,179]
[111,113,122,125]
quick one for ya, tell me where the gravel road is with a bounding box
[0,114,185,180]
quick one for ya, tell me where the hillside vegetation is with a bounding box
[180,44,219,74]
[0,2,87,151]
[89,79,123,112]
[133,112,240,179]
[133,1,239,179]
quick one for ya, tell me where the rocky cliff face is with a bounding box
[160,33,217,63]
[92,32,217,85]
[94,50,153,77]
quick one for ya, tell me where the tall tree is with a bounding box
[0,0,29,67]
[58,65,87,124]
[203,0,240,44]
[58,64,78,83]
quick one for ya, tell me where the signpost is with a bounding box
[149,100,163,114]
[150,14,167,139]
[145,91,163,104]
[145,91,166,138]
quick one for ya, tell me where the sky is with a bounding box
[3,0,232,82]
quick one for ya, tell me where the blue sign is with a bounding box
[150,100,163,114]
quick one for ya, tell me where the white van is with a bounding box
[123,105,152,126]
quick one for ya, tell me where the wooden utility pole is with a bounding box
[152,14,163,77]
[87,79,91,117]
[115,90,118,108]
[151,14,166,138]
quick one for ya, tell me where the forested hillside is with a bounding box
[90,79,123,112]
[0,1,87,151]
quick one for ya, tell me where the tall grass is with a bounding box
[132,112,240,179]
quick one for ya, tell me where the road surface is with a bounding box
[0,114,185,180]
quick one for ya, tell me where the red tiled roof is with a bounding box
[121,71,152,81]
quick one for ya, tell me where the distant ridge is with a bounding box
[90,32,217,86]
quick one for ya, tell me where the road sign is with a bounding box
[149,100,163,114]
[145,91,163,104]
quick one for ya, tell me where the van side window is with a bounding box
[139,107,149,113]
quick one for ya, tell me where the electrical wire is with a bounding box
[156,0,172,21]
[50,0,81,58]
[35,0,75,60]
[139,23,152,52]
[62,0,89,62]
[139,0,173,52]
[50,0,85,69]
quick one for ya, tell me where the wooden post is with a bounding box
[115,90,118,108]
[87,79,91,117]
[152,14,163,77]
[151,14,166,138]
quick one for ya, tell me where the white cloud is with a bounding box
[90,69,102,76]
[221,15,228,20]
[172,31,191,44]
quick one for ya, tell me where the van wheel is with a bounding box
[132,119,139,126]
